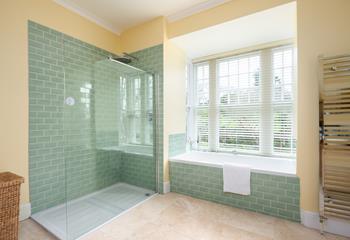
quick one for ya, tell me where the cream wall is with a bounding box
[167,0,293,38]
[296,0,350,212]
[163,41,187,182]
[0,0,121,204]
[121,17,166,53]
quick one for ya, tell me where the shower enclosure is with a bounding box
[29,23,157,240]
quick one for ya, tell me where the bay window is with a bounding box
[188,45,296,157]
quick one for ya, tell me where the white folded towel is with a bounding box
[223,163,251,195]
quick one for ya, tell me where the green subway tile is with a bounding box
[263,206,279,215]
[271,201,286,210]
[287,177,299,184]
[278,209,294,220]
[286,204,300,212]
[29,21,163,213]
[169,133,186,157]
[263,193,278,201]
[257,198,271,206]
[170,162,300,222]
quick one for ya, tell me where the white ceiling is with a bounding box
[171,2,296,60]
[54,0,229,34]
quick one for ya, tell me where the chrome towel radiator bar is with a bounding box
[320,54,350,224]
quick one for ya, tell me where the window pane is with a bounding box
[203,65,209,78]
[239,73,249,88]
[273,106,295,155]
[195,64,209,106]
[229,75,239,88]
[273,52,283,68]
[219,62,228,76]
[197,66,203,79]
[220,92,229,104]
[284,50,292,67]
[219,77,229,89]
[196,108,209,149]
[272,46,296,156]
[228,60,238,75]
[284,67,292,84]
[273,47,294,103]
[218,54,260,105]
[219,107,260,152]
[198,93,209,105]
[194,63,210,150]
[239,58,249,73]
[229,91,238,105]
[217,53,261,153]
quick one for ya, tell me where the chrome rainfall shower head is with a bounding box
[108,53,138,64]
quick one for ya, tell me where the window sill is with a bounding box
[169,151,296,177]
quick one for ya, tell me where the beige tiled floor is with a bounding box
[19,218,57,240]
[21,193,349,240]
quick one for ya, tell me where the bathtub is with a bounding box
[169,151,300,221]
[170,151,296,177]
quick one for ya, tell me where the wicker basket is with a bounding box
[0,172,24,240]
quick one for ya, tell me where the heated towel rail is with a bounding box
[320,54,350,224]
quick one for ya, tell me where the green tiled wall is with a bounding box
[170,162,300,222]
[29,21,66,213]
[62,33,123,201]
[121,153,156,190]
[94,60,121,149]
[130,45,164,193]
[169,133,186,157]
[29,21,161,213]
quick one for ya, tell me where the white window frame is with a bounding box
[187,44,296,158]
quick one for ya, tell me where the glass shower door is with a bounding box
[63,40,156,239]
[63,38,101,240]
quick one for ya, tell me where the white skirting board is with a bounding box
[301,210,350,237]
[163,181,170,193]
[19,202,31,221]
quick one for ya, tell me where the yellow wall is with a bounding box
[0,0,121,204]
[121,17,166,53]
[167,0,293,38]
[163,41,187,182]
[296,0,350,212]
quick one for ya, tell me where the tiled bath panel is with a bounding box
[170,162,300,222]
[28,21,161,214]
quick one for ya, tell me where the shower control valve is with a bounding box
[65,97,75,106]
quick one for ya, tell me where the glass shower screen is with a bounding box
[63,52,156,240]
